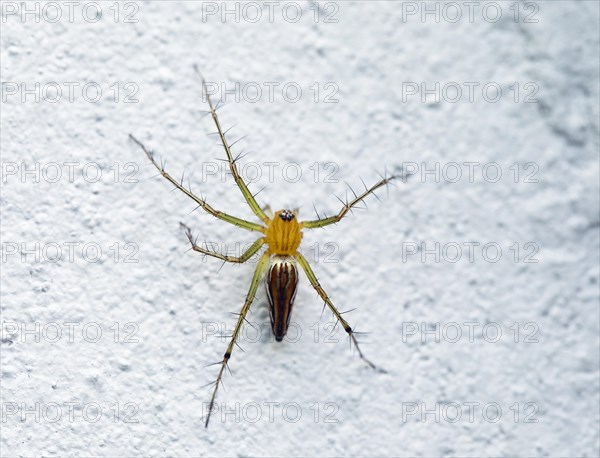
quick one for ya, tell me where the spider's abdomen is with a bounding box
[264,209,303,255]
[265,255,299,341]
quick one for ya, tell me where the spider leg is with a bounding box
[203,251,270,427]
[129,134,265,232]
[181,223,265,263]
[301,174,397,229]
[195,68,270,224]
[294,252,378,370]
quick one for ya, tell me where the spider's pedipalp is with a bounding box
[129,134,265,233]
[294,252,380,371]
[203,252,269,428]
[262,204,273,219]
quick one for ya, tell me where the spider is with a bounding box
[129,70,398,427]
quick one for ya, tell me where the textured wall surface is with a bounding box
[1,1,599,457]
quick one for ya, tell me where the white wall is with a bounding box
[1,1,599,456]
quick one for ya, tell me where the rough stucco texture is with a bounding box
[1,1,599,457]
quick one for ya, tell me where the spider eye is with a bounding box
[279,210,295,221]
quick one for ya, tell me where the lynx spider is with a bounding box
[130,68,398,427]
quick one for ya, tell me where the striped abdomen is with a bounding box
[265,255,299,341]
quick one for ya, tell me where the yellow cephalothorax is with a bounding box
[264,209,303,255]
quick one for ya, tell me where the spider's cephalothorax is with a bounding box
[265,209,303,256]
[130,69,398,427]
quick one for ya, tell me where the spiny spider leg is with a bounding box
[194,66,270,224]
[204,251,270,427]
[181,223,265,263]
[301,174,397,229]
[129,134,264,232]
[294,252,378,370]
